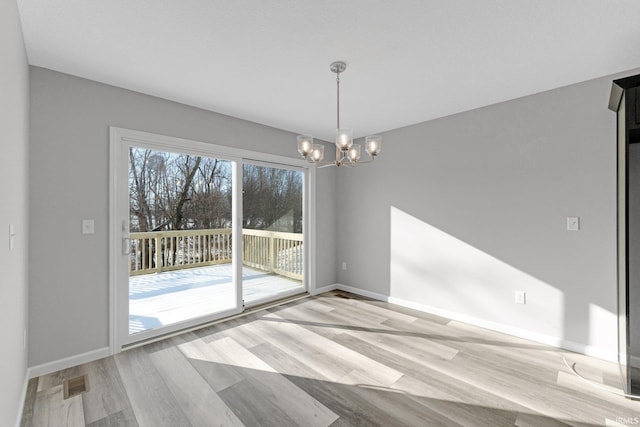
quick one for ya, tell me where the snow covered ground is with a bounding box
[129,264,303,334]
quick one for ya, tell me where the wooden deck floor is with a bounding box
[129,264,303,334]
[21,291,640,426]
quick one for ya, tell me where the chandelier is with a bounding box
[297,61,381,167]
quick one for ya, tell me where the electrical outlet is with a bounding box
[567,216,580,231]
[82,219,95,235]
[342,262,347,270]
[515,291,526,304]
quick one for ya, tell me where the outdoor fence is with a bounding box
[129,228,303,281]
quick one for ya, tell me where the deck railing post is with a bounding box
[269,232,276,273]
[154,234,161,274]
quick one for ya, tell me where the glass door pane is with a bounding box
[242,163,305,306]
[127,146,236,338]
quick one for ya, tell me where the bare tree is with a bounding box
[242,164,302,232]
[129,148,302,234]
[129,148,230,232]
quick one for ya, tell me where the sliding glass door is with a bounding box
[127,147,236,336]
[110,128,311,349]
[242,162,305,307]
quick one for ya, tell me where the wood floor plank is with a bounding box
[330,331,529,413]
[432,351,624,426]
[114,348,190,427]
[217,379,300,427]
[361,298,452,325]
[264,300,400,334]
[199,336,339,426]
[255,312,404,386]
[329,316,459,363]
[515,412,573,427]
[249,341,331,381]
[344,381,467,427]
[317,293,419,323]
[285,374,411,426]
[174,333,246,392]
[19,378,38,427]
[382,315,558,366]
[81,357,131,425]
[268,299,460,363]
[243,317,353,381]
[308,298,400,325]
[380,315,585,388]
[31,385,84,427]
[148,344,245,426]
[391,375,520,427]
[289,373,464,427]
[86,407,139,427]
[199,314,268,349]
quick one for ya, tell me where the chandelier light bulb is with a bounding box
[365,135,382,157]
[336,128,353,151]
[347,144,361,163]
[310,144,325,163]
[297,135,314,158]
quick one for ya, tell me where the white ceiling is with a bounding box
[16,0,640,141]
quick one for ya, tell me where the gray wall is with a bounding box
[29,67,336,367]
[26,55,636,370]
[0,0,30,424]
[336,71,637,357]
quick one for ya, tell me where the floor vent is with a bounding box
[63,375,89,399]
[331,291,352,299]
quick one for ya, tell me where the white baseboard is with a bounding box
[28,346,111,379]
[310,283,338,296]
[336,284,390,302]
[335,283,617,363]
[14,369,29,427]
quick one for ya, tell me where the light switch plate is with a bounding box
[567,216,580,231]
[9,224,15,251]
[515,291,526,304]
[82,219,95,235]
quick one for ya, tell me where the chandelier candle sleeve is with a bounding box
[347,144,361,162]
[310,144,324,162]
[336,128,353,151]
[365,135,382,157]
[297,135,314,158]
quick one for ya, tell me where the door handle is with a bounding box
[122,237,131,255]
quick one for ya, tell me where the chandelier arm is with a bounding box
[354,158,376,164]
[312,157,339,167]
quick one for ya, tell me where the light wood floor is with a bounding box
[21,291,640,426]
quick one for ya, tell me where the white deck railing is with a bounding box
[129,228,303,281]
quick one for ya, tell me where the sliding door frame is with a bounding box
[109,127,316,354]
